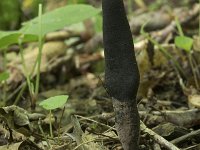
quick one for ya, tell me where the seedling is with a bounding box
[140,21,185,78]
[175,17,199,89]
[175,17,193,52]
[0,4,100,108]
[39,95,69,137]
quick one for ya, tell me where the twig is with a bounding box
[75,115,116,130]
[140,121,180,150]
[171,128,200,145]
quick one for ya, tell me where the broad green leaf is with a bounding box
[0,31,37,49]
[0,4,100,49]
[175,36,193,52]
[20,4,101,36]
[0,31,14,38]
[94,14,102,33]
[0,72,9,82]
[39,95,69,110]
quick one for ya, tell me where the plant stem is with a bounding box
[191,56,200,80]
[175,16,200,88]
[58,106,65,138]
[38,118,51,149]
[18,38,34,98]
[2,49,7,102]
[7,82,25,101]
[175,17,184,36]
[141,22,185,78]
[199,0,200,37]
[147,35,185,78]
[14,83,27,105]
[49,110,53,138]
[35,4,43,97]
[188,53,200,89]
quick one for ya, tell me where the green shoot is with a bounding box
[175,17,184,36]
[49,109,53,138]
[35,3,44,98]
[175,17,193,52]
[18,36,34,98]
[175,17,199,89]
[39,95,69,137]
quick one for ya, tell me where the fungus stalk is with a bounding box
[102,0,140,149]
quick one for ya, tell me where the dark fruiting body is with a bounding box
[102,0,140,149]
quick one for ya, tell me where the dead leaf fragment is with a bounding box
[193,36,200,52]
[188,94,200,108]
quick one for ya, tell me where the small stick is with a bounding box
[140,121,180,150]
[171,128,200,145]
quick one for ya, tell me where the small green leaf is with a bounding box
[20,4,101,36]
[0,31,37,49]
[0,72,9,82]
[39,95,69,110]
[175,36,193,52]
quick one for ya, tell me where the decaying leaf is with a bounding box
[71,115,108,150]
[0,105,45,136]
[188,94,200,108]
[153,122,189,140]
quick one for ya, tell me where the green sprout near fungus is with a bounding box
[39,95,69,138]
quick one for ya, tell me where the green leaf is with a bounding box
[0,72,9,82]
[0,4,100,49]
[94,14,102,33]
[39,95,69,110]
[20,4,101,36]
[175,36,193,52]
[0,31,37,49]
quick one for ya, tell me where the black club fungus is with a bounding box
[102,0,140,149]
